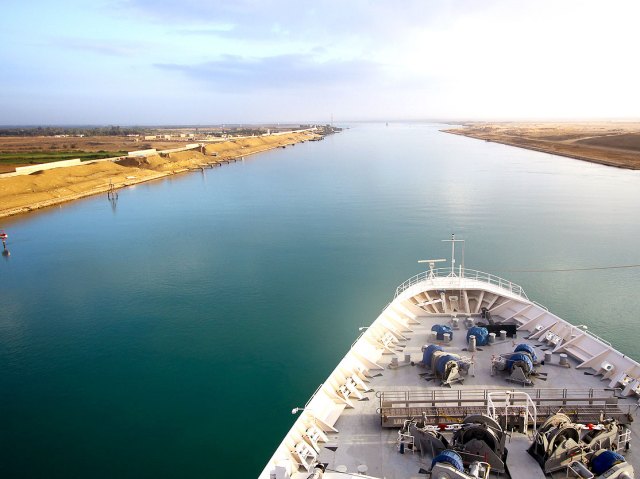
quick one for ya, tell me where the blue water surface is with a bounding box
[1,123,640,477]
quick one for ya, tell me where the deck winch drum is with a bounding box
[436,354,459,376]
[514,343,537,362]
[423,344,443,366]
[591,450,625,475]
[431,450,464,472]
[506,352,534,373]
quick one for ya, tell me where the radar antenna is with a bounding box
[418,258,446,279]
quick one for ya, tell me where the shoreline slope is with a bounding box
[444,123,640,170]
[0,131,318,219]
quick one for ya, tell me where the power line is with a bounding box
[499,264,640,273]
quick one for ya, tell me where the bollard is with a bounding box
[499,330,507,341]
[390,357,399,368]
[404,353,411,363]
[444,333,451,343]
[468,335,477,352]
[544,351,552,363]
[488,332,496,345]
[559,353,569,367]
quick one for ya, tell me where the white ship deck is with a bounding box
[262,267,640,479]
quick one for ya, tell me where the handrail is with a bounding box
[350,330,367,349]
[304,383,324,409]
[584,328,613,347]
[379,387,613,403]
[394,267,529,300]
[532,300,549,311]
[487,391,537,436]
[568,324,612,347]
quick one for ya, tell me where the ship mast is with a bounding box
[442,233,465,277]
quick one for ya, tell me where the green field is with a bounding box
[0,150,128,165]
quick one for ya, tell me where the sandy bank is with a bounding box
[0,131,318,218]
[444,122,640,170]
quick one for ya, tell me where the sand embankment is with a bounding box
[444,122,640,170]
[0,131,318,218]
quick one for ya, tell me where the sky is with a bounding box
[1,0,639,125]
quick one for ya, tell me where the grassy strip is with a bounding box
[0,150,128,164]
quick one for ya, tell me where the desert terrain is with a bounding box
[0,131,319,218]
[0,136,187,173]
[444,122,640,169]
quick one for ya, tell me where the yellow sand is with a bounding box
[0,131,318,218]
[444,122,640,170]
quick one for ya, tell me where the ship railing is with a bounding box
[376,388,615,404]
[532,300,549,311]
[394,267,529,301]
[487,391,537,436]
[376,387,627,428]
[350,330,367,350]
[349,302,391,349]
[377,387,616,406]
[583,328,612,347]
[304,383,324,409]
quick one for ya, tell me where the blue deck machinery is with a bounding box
[420,343,472,386]
[491,343,546,386]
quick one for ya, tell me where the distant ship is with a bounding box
[260,236,637,479]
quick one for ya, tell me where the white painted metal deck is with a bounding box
[261,269,640,479]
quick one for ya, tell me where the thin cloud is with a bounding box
[176,24,237,36]
[121,0,447,43]
[55,37,140,57]
[155,54,384,91]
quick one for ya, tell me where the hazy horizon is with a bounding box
[2,0,639,125]
[4,117,640,129]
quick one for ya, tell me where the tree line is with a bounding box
[0,126,148,137]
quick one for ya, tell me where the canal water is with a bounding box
[2,123,640,477]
